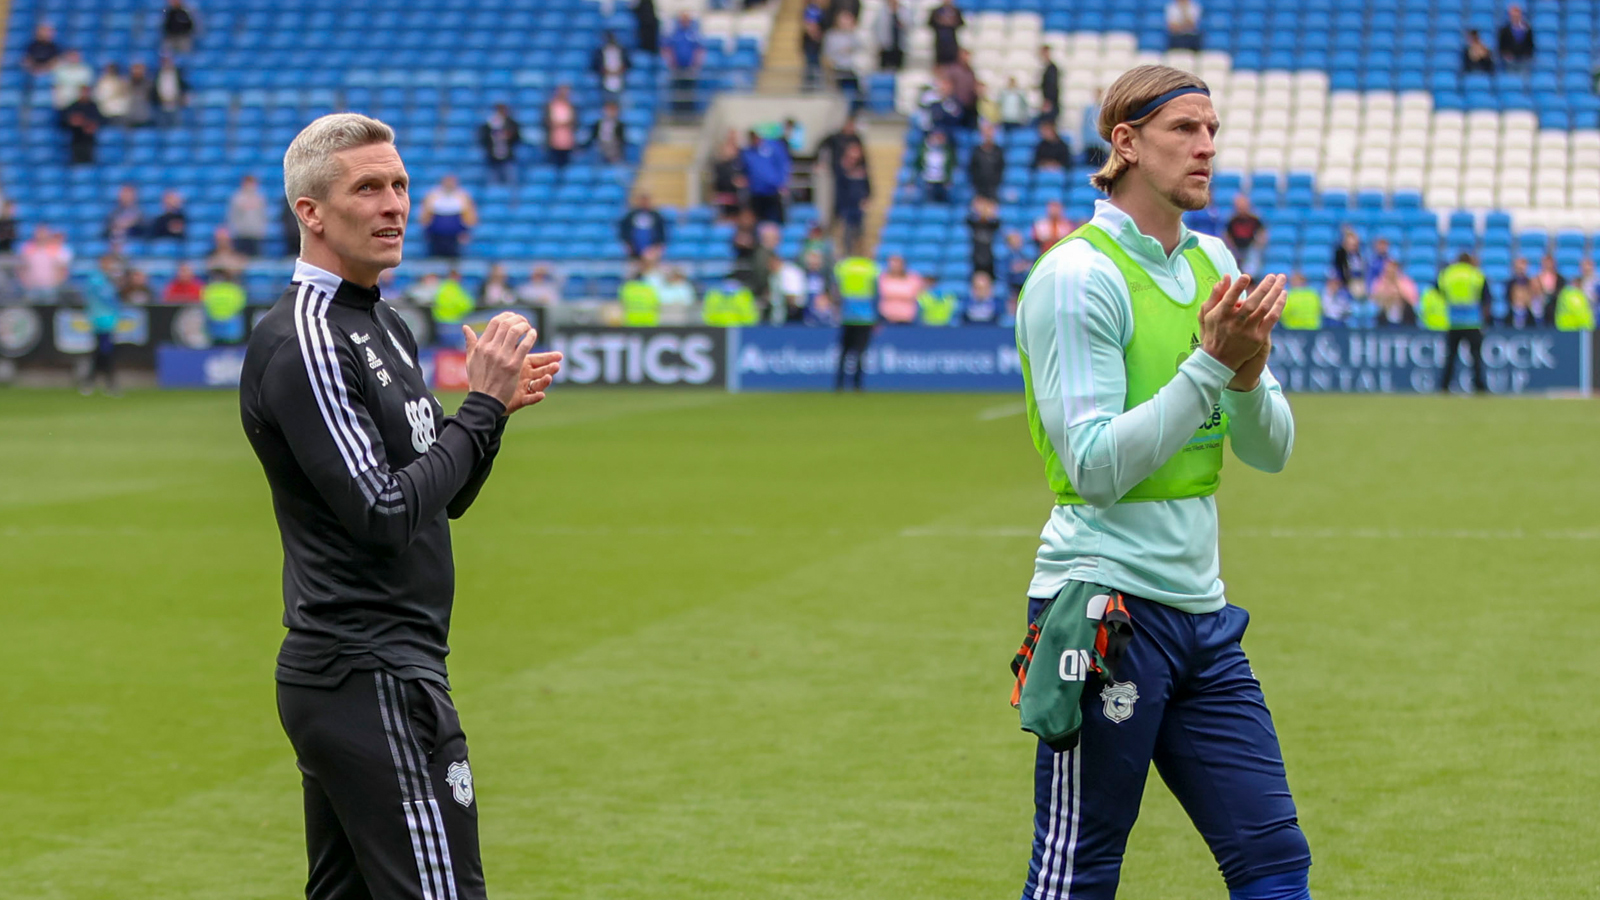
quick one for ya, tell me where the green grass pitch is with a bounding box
[2,388,1597,899]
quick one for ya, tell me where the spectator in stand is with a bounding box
[152,55,188,127]
[731,208,760,279]
[997,76,1030,131]
[0,201,18,253]
[1579,258,1598,303]
[1369,259,1418,327]
[162,261,203,303]
[1534,253,1564,314]
[125,62,154,127]
[62,86,103,165]
[1369,237,1395,274]
[801,221,835,271]
[93,63,132,124]
[1031,119,1072,171]
[1031,199,1074,252]
[149,190,188,240]
[420,175,477,258]
[769,252,805,324]
[161,0,200,56]
[925,76,965,140]
[544,85,578,172]
[618,192,668,258]
[975,80,999,127]
[480,103,522,184]
[104,184,145,241]
[800,250,837,326]
[226,174,268,256]
[873,0,910,71]
[587,101,630,164]
[741,129,791,224]
[969,122,1005,201]
[823,12,863,111]
[206,226,247,280]
[635,0,660,54]
[593,31,630,104]
[826,0,861,30]
[516,264,563,307]
[998,229,1031,293]
[928,0,965,66]
[1038,45,1060,124]
[917,128,953,203]
[782,117,806,157]
[650,264,697,307]
[1503,258,1545,328]
[1463,29,1495,74]
[710,130,746,219]
[801,0,826,90]
[18,226,73,302]
[939,48,978,128]
[820,115,864,177]
[1081,89,1109,166]
[963,270,1001,324]
[1497,5,1534,73]
[663,13,705,115]
[121,266,156,305]
[479,263,516,307]
[746,223,782,310]
[399,272,440,308]
[22,23,62,83]
[1223,193,1267,276]
[1166,0,1203,51]
[833,142,872,254]
[968,195,1001,277]
[1319,273,1353,325]
[1332,227,1369,301]
[51,51,94,112]
[877,254,923,323]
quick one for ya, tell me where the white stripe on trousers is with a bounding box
[1034,748,1081,900]
[375,673,458,900]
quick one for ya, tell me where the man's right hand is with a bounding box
[462,313,538,407]
[1198,273,1287,371]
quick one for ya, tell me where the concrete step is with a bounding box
[861,119,908,253]
[634,126,698,207]
[755,0,805,93]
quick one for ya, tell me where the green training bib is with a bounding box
[1018,223,1227,505]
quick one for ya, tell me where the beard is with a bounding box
[1166,179,1211,211]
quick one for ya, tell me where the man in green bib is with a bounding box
[1013,65,1312,900]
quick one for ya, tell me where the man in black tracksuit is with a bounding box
[241,113,561,900]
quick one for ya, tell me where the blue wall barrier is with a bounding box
[1269,328,1591,395]
[158,347,438,389]
[731,326,1025,392]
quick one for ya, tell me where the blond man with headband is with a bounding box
[1011,67,1312,900]
[240,114,562,899]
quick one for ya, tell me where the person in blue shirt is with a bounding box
[962,270,1001,324]
[662,13,704,114]
[740,130,792,224]
[799,249,838,326]
[617,192,668,259]
[80,254,123,396]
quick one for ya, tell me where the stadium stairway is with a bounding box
[756,0,808,93]
[862,119,908,252]
[635,124,699,207]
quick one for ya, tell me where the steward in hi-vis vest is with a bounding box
[618,278,660,327]
[1554,283,1595,331]
[1435,253,1489,394]
[833,256,879,391]
[1279,277,1321,330]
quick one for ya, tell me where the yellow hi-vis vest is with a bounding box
[703,286,756,326]
[619,279,660,326]
[1555,285,1595,331]
[1438,262,1486,329]
[918,290,957,325]
[1019,224,1226,505]
[202,280,246,321]
[1280,287,1321,330]
[433,279,475,324]
[1419,286,1450,331]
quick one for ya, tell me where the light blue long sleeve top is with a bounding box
[1016,199,1295,612]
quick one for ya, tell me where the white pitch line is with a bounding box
[897,525,1600,541]
[976,401,1026,421]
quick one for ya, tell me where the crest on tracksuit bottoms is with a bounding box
[446,760,474,807]
[1101,681,1140,723]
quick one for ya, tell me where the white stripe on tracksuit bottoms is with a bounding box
[1033,747,1082,900]
[291,284,404,511]
[375,672,460,900]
